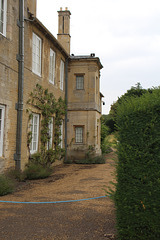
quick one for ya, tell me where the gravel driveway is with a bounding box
[0,152,116,240]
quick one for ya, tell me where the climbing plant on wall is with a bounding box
[26,84,66,166]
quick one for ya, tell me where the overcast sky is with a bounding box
[37,0,160,114]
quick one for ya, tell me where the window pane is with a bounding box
[30,114,39,153]
[32,33,42,75]
[0,106,5,157]
[0,0,4,34]
[47,118,53,149]
[49,49,55,83]
[59,121,63,148]
[0,10,3,22]
[0,21,3,33]
[1,0,4,10]
[33,142,36,151]
[60,60,64,90]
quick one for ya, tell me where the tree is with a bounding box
[109,83,152,127]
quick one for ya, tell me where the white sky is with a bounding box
[37,0,160,114]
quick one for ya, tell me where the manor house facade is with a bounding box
[0,0,103,172]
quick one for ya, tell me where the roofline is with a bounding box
[69,55,103,69]
[32,17,69,58]
[100,92,104,97]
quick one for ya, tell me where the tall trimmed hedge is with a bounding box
[115,89,160,240]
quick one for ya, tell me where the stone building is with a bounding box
[0,0,103,172]
[67,55,103,161]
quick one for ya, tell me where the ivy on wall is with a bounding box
[26,84,66,166]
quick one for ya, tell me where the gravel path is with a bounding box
[0,152,117,240]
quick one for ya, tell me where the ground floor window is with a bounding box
[47,117,53,150]
[0,105,5,157]
[75,126,83,143]
[59,121,63,148]
[30,113,39,154]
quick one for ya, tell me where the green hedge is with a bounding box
[115,89,160,240]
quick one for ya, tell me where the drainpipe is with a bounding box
[64,58,68,162]
[14,0,24,170]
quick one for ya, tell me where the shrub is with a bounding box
[6,168,26,182]
[115,89,160,240]
[101,134,118,154]
[101,121,110,142]
[24,163,52,180]
[75,155,106,164]
[30,149,56,167]
[101,137,113,154]
[0,174,14,196]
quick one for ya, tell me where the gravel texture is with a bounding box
[0,152,117,240]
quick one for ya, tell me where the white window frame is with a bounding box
[59,121,63,148]
[0,0,7,36]
[47,117,53,150]
[0,105,5,157]
[60,60,64,90]
[30,113,39,154]
[75,127,83,143]
[76,75,84,90]
[32,32,42,76]
[49,49,56,84]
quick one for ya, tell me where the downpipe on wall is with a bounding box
[14,0,24,170]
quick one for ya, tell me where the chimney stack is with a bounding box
[57,7,71,55]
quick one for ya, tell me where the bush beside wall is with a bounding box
[115,89,160,240]
[0,174,14,196]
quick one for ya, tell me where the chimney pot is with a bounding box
[60,7,62,11]
[65,7,68,11]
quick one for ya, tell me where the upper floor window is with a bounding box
[32,33,42,76]
[49,49,55,84]
[30,113,39,154]
[60,60,64,90]
[76,75,84,90]
[0,0,7,36]
[0,105,5,157]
